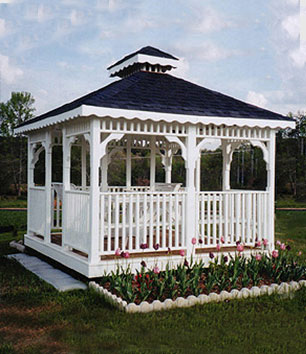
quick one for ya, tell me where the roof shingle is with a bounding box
[18,71,292,128]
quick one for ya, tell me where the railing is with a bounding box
[197,191,269,248]
[107,186,151,193]
[29,187,46,236]
[100,191,187,255]
[64,190,90,253]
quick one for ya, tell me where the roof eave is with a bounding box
[14,104,296,135]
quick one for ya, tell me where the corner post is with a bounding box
[267,130,276,251]
[44,130,52,244]
[185,124,197,259]
[89,118,100,264]
[27,139,33,237]
[62,126,72,248]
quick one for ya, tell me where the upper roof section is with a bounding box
[107,46,179,78]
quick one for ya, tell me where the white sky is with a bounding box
[0,0,305,116]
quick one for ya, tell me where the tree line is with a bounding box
[0,92,305,200]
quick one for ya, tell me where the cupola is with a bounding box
[107,46,179,78]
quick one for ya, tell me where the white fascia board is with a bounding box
[108,54,177,76]
[14,106,83,134]
[82,105,296,130]
[15,104,295,134]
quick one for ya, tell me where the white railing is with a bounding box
[29,187,46,236]
[64,190,90,253]
[107,186,151,193]
[100,191,187,255]
[197,191,269,248]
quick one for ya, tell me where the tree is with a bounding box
[0,92,35,196]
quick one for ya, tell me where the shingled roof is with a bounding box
[18,70,292,129]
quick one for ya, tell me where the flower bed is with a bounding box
[91,241,305,312]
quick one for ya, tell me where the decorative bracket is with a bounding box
[250,140,269,165]
[164,135,187,161]
[99,133,124,159]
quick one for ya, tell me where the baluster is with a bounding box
[100,194,105,253]
[162,194,166,248]
[135,193,140,250]
[128,194,133,250]
[175,193,179,248]
[156,193,160,247]
[213,194,217,245]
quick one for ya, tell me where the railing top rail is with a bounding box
[66,190,90,195]
[29,186,45,191]
[197,190,268,194]
[100,191,187,196]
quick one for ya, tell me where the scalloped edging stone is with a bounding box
[89,279,306,314]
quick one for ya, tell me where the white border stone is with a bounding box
[89,280,306,314]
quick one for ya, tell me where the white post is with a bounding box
[62,127,70,248]
[222,142,231,191]
[196,156,201,191]
[126,136,132,189]
[44,130,52,244]
[27,139,33,236]
[81,136,87,188]
[150,136,156,189]
[101,156,108,192]
[185,124,197,258]
[266,130,276,251]
[89,118,100,264]
[165,148,172,183]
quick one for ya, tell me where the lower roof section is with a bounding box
[15,71,295,134]
[15,104,296,134]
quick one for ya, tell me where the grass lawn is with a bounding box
[0,196,27,209]
[0,211,305,353]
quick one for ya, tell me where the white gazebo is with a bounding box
[15,46,295,277]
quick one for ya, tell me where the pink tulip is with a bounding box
[276,240,281,246]
[256,240,261,247]
[263,239,268,246]
[115,248,121,256]
[191,237,197,245]
[221,236,225,244]
[237,244,244,252]
[298,251,302,256]
[124,251,130,259]
[272,250,279,258]
[216,243,221,251]
[280,243,286,250]
[153,266,160,274]
[255,254,262,261]
[179,249,185,257]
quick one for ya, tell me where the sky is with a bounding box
[0,0,305,117]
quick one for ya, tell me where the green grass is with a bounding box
[0,211,27,231]
[0,196,27,208]
[0,212,306,353]
[275,195,306,208]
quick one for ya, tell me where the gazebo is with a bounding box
[15,46,295,278]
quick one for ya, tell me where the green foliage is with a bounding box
[0,92,35,196]
[0,92,35,137]
[100,248,305,304]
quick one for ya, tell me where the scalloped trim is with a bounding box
[89,280,306,313]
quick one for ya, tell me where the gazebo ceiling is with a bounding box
[16,46,294,133]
